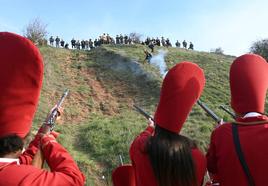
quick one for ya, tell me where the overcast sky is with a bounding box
[1,0,268,56]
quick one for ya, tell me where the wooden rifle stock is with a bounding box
[32,149,44,169]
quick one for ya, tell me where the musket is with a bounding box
[219,105,236,119]
[119,155,124,166]
[43,89,70,132]
[112,154,136,186]
[197,100,222,123]
[133,104,154,122]
[32,89,69,168]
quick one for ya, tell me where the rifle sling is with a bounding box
[232,123,255,186]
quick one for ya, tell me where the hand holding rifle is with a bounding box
[147,118,155,129]
[41,89,69,134]
[32,90,69,168]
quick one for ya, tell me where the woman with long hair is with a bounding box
[130,62,206,186]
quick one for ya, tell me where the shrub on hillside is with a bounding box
[250,39,268,61]
[210,47,224,55]
[129,32,142,44]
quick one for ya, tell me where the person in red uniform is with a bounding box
[130,62,207,186]
[0,32,85,186]
[206,54,268,186]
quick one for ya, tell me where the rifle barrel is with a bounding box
[219,105,236,119]
[44,89,69,131]
[57,89,69,107]
[133,105,154,122]
[197,100,221,123]
[119,155,123,166]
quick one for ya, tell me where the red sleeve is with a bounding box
[1,140,85,185]
[19,134,41,164]
[39,138,85,185]
[130,126,154,159]
[206,130,218,174]
[191,148,206,186]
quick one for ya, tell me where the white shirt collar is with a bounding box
[0,158,20,165]
[243,112,262,118]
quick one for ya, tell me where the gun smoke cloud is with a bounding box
[150,49,168,77]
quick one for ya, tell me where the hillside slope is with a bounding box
[33,44,248,185]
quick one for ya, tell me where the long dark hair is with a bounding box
[146,125,198,186]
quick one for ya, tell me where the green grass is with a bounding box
[32,44,268,185]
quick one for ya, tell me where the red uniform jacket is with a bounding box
[0,135,85,186]
[130,126,206,186]
[206,115,268,186]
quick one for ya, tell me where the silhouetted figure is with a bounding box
[156,37,160,46]
[89,39,94,49]
[71,38,76,49]
[94,39,98,47]
[124,35,128,44]
[81,40,85,50]
[166,38,171,47]
[116,35,120,44]
[161,37,166,46]
[64,43,69,49]
[144,50,152,64]
[182,40,187,49]
[85,40,89,49]
[55,36,60,48]
[148,42,154,52]
[175,40,181,48]
[145,37,150,45]
[189,42,194,50]
[49,36,54,46]
[60,40,65,47]
[76,40,80,50]
[119,34,123,44]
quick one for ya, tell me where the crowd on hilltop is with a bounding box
[46,33,195,51]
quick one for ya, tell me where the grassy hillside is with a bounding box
[32,44,264,185]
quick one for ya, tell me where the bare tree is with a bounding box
[23,18,48,45]
[129,32,142,44]
[210,47,224,55]
[250,39,268,61]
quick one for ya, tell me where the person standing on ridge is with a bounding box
[189,42,194,50]
[49,36,54,46]
[71,38,76,49]
[183,40,187,49]
[176,40,181,47]
[55,36,60,48]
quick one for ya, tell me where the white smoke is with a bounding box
[150,49,168,77]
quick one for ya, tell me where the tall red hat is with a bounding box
[154,62,205,133]
[0,32,43,138]
[230,54,268,114]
